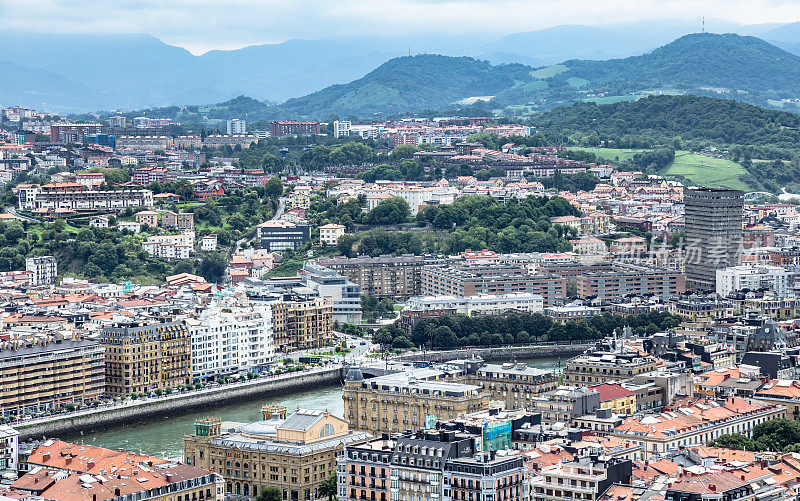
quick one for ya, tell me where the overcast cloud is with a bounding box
[2,0,800,54]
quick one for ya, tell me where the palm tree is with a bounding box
[318,474,338,501]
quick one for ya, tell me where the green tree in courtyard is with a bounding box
[257,487,282,501]
[318,474,338,501]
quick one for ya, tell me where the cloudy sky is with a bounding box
[2,0,800,54]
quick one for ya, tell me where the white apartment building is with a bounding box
[716,264,791,298]
[392,186,458,216]
[333,120,351,138]
[227,118,247,135]
[186,305,275,380]
[17,184,153,212]
[0,425,18,474]
[109,116,127,127]
[25,256,57,286]
[141,233,194,261]
[404,293,544,316]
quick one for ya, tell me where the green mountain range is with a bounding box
[268,33,800,118]
[82,33,800,121]
[276,55,530,118]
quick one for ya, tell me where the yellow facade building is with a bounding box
[184,408,370,500]
[101,318,191,397]
[342,368,489,435]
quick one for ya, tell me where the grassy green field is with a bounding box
[530,64,568,79]
[567,77,589,88]
[569,147,647,162]
[521,80,549,91]
[662,151,753,191]
[581,95,640,104]
[570,148,755,190]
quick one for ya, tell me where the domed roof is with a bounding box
[345,367,364,382]
[240,418,282,439]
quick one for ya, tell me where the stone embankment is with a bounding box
[16,368,340,440]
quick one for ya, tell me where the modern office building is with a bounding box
[257,220,311,252]
[684,187,744,289]
[101,318,191,397]
[85,133,117,148]
[184,408,369,501]
[302,263,362,323]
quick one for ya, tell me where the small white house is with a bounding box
[89,215,109,228]
[200,234,218,251]
[319,223,345,246]
[118,221,142,234]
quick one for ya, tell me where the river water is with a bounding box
[62,356,568,460]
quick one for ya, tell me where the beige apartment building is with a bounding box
[316,254,436,299]
[0,334,104,418]
[319,223,345,246]
[466,362,558,410]
[101,318,191,396]
[161,210,195,229]
[343,368,489,434]
[135,210,159,227]
[270,297,332,352]
[562,349,662,386]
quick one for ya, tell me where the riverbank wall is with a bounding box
[16,368,340,441]
[392,343,592,363]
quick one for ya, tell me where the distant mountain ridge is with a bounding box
[562,33,800,92]
[275,55,530,118]
[269,33,800,119]
[3,18,800,113]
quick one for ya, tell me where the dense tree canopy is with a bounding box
[364,197,410,225]
[372,311,682,350]
[709,419,800,452]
